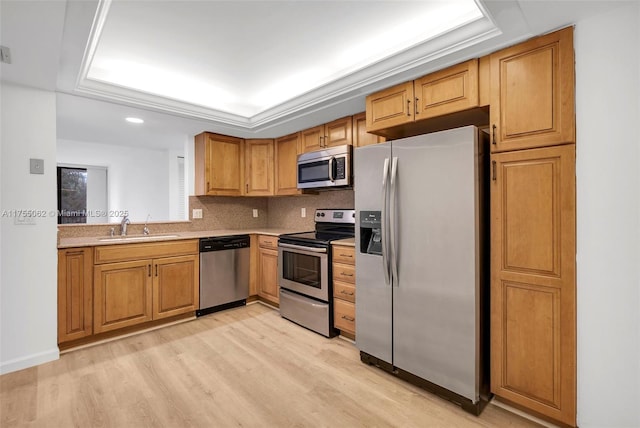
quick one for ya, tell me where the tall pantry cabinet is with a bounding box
[489,27,576,427]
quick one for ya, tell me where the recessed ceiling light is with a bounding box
[125,117,144,124]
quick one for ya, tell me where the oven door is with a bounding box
[278,242,329,302]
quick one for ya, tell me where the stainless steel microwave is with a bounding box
[297,145,352,189]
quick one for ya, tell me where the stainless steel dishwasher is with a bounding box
[197,235,250,316]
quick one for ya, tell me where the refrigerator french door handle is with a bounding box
[390,156,399,286]
[381,157,391,286]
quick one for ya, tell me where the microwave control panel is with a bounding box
[335,157,346,179]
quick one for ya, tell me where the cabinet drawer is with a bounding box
[258,235,279,249]
[333,262,355,284]
[95,240,198,264]
[332,245,355,265]
[334,299,355,334]
[333,280,355,303]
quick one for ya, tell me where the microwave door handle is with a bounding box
[328,156,335,182]
[381,157,391,287]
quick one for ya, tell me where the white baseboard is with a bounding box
[0,348,59,375]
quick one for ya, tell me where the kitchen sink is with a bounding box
[98,234,180,242]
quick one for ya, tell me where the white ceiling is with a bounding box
[0,1,627,149]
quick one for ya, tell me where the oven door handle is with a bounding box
[278,243,328,253]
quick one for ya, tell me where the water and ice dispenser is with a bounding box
[359,211,382,255]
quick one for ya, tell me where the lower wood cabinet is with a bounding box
[58,247,93,343]
[94,259,153,333]
[58,240,199,346]
[490,144,576,426]
[332,243,356,337]
[257,235,279,306]
[152,255,199,320]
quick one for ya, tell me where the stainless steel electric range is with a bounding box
[278,208,355,337]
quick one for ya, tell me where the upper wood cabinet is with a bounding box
[415,59,480,120]
[195,132,244,196]
[490,144,576,426]
[245,139,274,196]
[58,247,93,344]
[300,116,353,153]
[275,132,302,196]
[353,112,384,147]
[366,60,482,134]
[366,81,415,132]
[490,27,575,152]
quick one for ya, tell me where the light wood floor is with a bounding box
[1,304,540,427]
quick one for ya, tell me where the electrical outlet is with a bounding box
[252,209,259,218]
[192,208,203,219]
[301,208,306,218]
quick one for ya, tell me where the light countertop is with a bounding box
[58,228,308,249]
[332,237,355,247]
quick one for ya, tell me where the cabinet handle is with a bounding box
[206,181,210,192]
[491,124,497,145]
[340,272,354,277]
[415,97,419,115]
[339,253,353,258]
[492,160,497,181]
[340,290,354,296]
[148,264,151,277]
[155,265,158,277]
[406,99,411,116]
[341,315,355,322]
[246,183,249,193]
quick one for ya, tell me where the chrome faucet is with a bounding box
[143,214,151,236]
[120,215,130,236]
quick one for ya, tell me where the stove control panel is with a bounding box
[315,209,355,224]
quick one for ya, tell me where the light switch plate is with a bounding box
[252,209,258,218]
[30,158,44,174]
[301,208,306,218]
[192,208,203,219]
[14,214,36,225]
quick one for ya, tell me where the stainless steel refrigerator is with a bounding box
[354,125,490,414]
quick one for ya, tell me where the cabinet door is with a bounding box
[274,133,302,196]
[195,133,244,196]
[415,59,479,119]
[324,116,353,148]
[245,139,274,196]
[365,81,415,132]
[353,112,384,147]
[58,247,93,343]
[258,247,279,305]
[94,260,153,333]
[491,144,576,426]
[153,254,199,320]
[490,27,575,152]
[300,125,324,153]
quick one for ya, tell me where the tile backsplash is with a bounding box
[267,189,354,230]
[59,190,354,238]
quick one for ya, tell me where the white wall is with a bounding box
[57,139,172,223]
[575,3,640,427]
[0,83,59,373]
